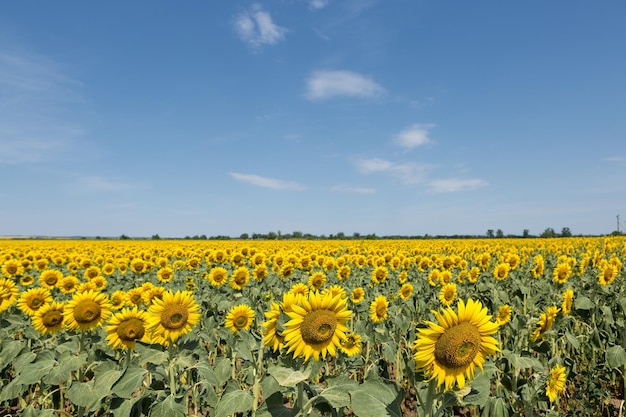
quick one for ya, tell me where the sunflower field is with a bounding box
[0,237,624,417]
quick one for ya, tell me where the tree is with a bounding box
[540,228,556,238]
[240,233,249,240]
[523,229,530,238]
[486,229,495,238]
[496,229,504,238]
[151,234,161,240]
[561,227,572,237]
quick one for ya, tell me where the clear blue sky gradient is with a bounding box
[1,1,625,237]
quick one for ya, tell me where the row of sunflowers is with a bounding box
[0,237,624,416]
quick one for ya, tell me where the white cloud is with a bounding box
[234,4,288,48]
[394,123,435,150]
[330,184,376,194]
[355,158,430,185]
[309,0,331,9]
[305,70,385,101]
[230,172,306,190]
[427,178,488,193]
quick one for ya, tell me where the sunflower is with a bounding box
[157,267,174,283]
[495,304,512,326]
[371,266,389,285]
[531,255,545,278]
[308,272,327,291]
[225,304,255,333]
[369,295,389,323]
[340,332,362,357]
[20,275,35,286]
[467,267,479,283]
[398,271,408,284]
[229,266,250,291]
[253,265,269,282]
[598,264,618,286]
[0,279,19,313]
[561,289,574,315]
[32,302,65,335]
[146,290,201,346]
[83,266,101,281]
[261,301,285,352]
[126,287,145,307]
[2,259,24,277]
[290,283,309,298]
[64,290,112,332]
[413,298,500,391]
[530,306,559,342]
[17,287,53,316]
[143,286,166,306]
[39,269,63,290]
[105,307,149,350]
[552,263,572,284]
[439,283,457,307]
[398,283,414,300]
[350,287,365,304]
[440,270,453,285]
[279,264,294,279]
[545,364,567,402]
[110,290,128,310]
[130,258,148,274]
[262,301,285,352]
[428,269,441,286]
[323,285,347,300]
[91,276,107,291]
[492,263,510,281]
[58,276,79,294]
[102,263,116,276]
[282,291,352,362]
[337,265,351,281]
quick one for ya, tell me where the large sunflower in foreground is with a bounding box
[64,290,112,332]
[146,290,200,346]
[413,298,499,391]
[106,307,149,350]
[282,290,352,361]
[32,301,65,335]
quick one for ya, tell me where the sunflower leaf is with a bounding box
[267,365,312,387]
[606,345,626,369]
[349,379,404,417]
[214,384,254,417]
[149,394,187,417]
[111,366,147,398]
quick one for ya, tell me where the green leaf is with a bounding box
[213,356,233,388]
[20,406,56,417]
[256,392,293,417]
[149,394,187,417]
[214,386,254,417]
[66,380,103,411]
[267,365,312,387]
[574,296,594,310]
[564,331,581,351]
[43,351,88,385]
[319,385,351,409]
[0,379,24,402]
[136,343,168,366]
[459,371,491,407]
[606,345,626,368]
[349,379,404,417]
[0,340,25,370]
[16,359,57,385]
[112,366,147,398]
[193,358,220,386]
[110,396,143,417]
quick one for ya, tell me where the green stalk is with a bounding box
[77,332,86,417]
[168,342,177,395]
[250,341,265,417]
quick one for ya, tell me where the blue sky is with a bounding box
[1,1,625,238]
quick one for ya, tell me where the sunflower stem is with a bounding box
[168,342,178,396]
[250,339,265,417]
[297,380,305,414]
[422,378,437,417]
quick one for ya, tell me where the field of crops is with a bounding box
[0,237,624,417]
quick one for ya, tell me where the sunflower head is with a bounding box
[225,304,255,333]
[413,298,499,391]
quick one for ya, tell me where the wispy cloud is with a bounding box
[0,49,85,165]
[330,184,376,194]
[230,172,306,190]
[308,0,331,10]
[305,70,385,101]
[427,178,488,193]
[234,4,288,48]
[394,123,435,150]
[355,158,431,185]
[73,175,149,193]
[605,156,626,162]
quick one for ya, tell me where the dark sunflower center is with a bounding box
[74,300,102,323]
[30,297,44,308]
[376,303,387,317]
[234,315,248,328]
[434,322,481,368]
[7,265,17,274]
[301,309,337,344]
[42,310,63,327]
[343,335,356,348]
[117,318,146,341]
[160,304,189,329]
[235,274,246,285]
[45,276,58,285]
